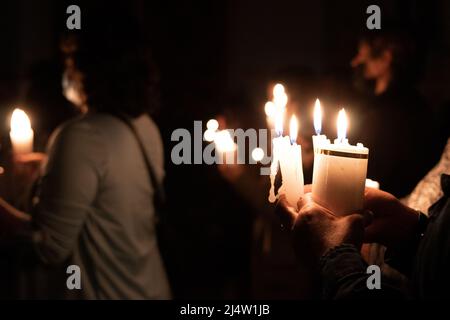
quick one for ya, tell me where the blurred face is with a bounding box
[351,41,391,80]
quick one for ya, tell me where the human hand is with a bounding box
[12,152,47,188]
[276,193,372,268]
[363,188,419,250]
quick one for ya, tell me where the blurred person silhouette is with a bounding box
[0,4,171,299]
[350,27,436,198]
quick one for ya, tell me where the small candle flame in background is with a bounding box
[214,130,237,153]
[251,147,264,162]
[289,115,298,144]
[314,98,322,135]
[11,108,32,134]
[10,108,34,154]
[206,119,219,131]
[204,119,219,142]
[264,101,275,118]
[337,108,348,143]
[273,83,287,136]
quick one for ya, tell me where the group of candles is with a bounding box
[266,84,370,216]
[9,91,371,217]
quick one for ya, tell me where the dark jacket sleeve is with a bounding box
[320,244,405,299]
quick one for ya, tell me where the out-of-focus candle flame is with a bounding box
[264,101,275,118]
[206,119,219,131]
[273,84,287,136]
[274,104,285,136]
[11,108,32,133]
[214,130,237,153]
[273,83,285,98]
[314,98,322,135]
[337,108,348,142]
[290,115,298,144]
[204,129,216,142]
[252,147,264,162]
[10,108,34,154]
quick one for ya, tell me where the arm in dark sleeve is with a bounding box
[320,244,405,299]
[32,121,106,265]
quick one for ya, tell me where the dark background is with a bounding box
[0,0,449,299]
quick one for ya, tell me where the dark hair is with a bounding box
[61,3,159,117]
[361,28,420,84]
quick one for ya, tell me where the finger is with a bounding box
[361,210,374,227]
[276,195,297,230]
[297,193,314,212]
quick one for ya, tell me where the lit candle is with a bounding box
[312,109,369,216]
[268,84,287,203]
[312,99,329,153]
[277,115,304,208]
[10,108,34,155]
[267,84,304,208]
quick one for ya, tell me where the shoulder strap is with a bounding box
[111,113,166,215]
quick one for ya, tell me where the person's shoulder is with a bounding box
[48,114,106,148]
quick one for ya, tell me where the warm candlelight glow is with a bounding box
[274,101,285,136]
[337,108,348,142]
[290,115,298,144]
[314,98,322,135]
[10,108,34,154]
[273,83,285,98]
[252,147,264,162]
[264,101,275,118]
[206,119,219,131]
[11,108,32,133]
[214,130,236,152]
[204,129,216,142]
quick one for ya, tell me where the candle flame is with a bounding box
[204,129,216,142]
[251,147,264,162]
[206,119,219,131]
[11,108,32,134]
[314,98,322,135]
[273,83,285,98]
[264,101,275,118]
[290,115,298,143]
[274,103,285,136]
[214,130,237,152]
[337,108,348,142]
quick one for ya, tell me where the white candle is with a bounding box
[278,115,304,208]
[267,84,304,208]
[312,99,329,153]
[268,84,287,203]
[10,108,34,155]
[312,109,369,216]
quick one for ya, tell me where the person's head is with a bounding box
[61,3,159,117]
[351,28,418,95]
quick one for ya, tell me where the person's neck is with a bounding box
[374,72,392,96]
